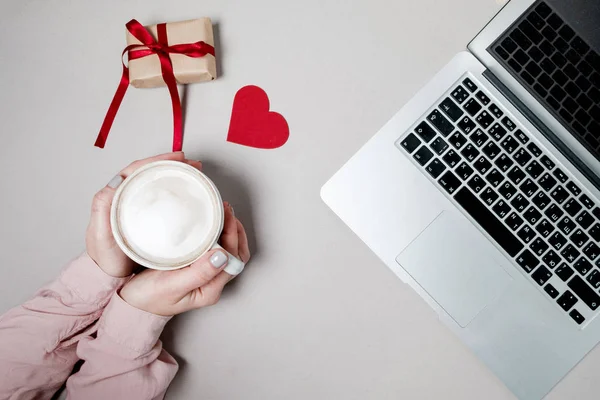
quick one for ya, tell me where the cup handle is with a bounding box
[211,243,245,276]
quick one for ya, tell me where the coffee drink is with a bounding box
[111,161,224,269]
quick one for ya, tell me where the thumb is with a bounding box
[172,249,229,293]
[88,175,123,238]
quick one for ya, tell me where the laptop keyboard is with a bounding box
[489,0,600,162]
[397,74,600,327]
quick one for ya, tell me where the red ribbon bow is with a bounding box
[95,19,215,151]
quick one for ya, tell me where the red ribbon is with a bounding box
[95,19,215,151]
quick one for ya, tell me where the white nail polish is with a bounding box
[107,175,124,189]
[210,251,228,268]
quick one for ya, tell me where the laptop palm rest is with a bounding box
[396,211,513,327]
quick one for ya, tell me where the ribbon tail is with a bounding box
[95,64,130,148]
[159,58,183,152]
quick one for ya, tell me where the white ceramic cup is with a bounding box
[110,160,245,275]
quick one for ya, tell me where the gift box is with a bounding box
[126,18,217,88]
[95,18,217,151]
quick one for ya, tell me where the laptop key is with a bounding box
[516,249,539,272]
[569,309,585,325]
[540,155,555,170]
[518,225,536,244]
[545,284,560,299]
[514,129,529,144]
[583,242,600,261]
[457,116,476,135]
[552,168,568,183]
[494,153,514,172]
[493,200,511,218]
[453,187,524,257]
[557,290,578,311]
[570,229,589,248]
[566,181,581,196]
[401,134,422,153]
[427,110,454,136]
[538,173,557,191]
[549,231,567,251]
[430,137,449,155]
[520,179,539,197]
[530,238,549,256]
[426,158,447,179]
[557,216,576,235]
[473,156,492,175]
[580,194,594,209]
[525,160,544,179]
[511,194,530,213]
[442,149,461,168]
[575,211,594,229]
[501,117,516,131]
[550,186,569,204]
[500,136,519,154]
[532,192,551,210]
[564,198,583,216]
[455,162,474,181]
[449,131,468,149]
[568,276,600,310]
[439,98,464,122]
[524,207,542,225]
[467,175,486,193]
[556,263,575,281]
[463,98,482,116]
[506,212,524,231]
[414,146,434,166]
[513,148,532,166]
[527,143,542,157]
[476,91,491,105]
[483,142,501,159]
[476,111,494,129]
[542,249,561,269]
[499,181,517,200]
[415,121,437,142]
[587,269,600,289]
[470,129,489,147]
[462,78,478,92]
[460,144,480,162]
[489,123,508,141]
[480,187,499,206]
[562,245,581,265]
[438,171,461,194]
[589,223,600,242]
[486,169,504,187]
[536,219,555,238]
[508,166,526,185]
[451,85,469,104]
[545,203,564,222]
[532,265,552,285]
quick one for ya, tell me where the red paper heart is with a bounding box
[227,85,289,149]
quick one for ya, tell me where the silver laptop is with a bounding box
[321,0,600,398]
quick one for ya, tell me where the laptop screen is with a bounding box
[487,0,600,163]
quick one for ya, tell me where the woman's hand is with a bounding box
[119,203,250,316]
[86,152,203,278]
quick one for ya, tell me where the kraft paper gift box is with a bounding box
[126,18,217,88]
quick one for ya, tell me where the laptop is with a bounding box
[321,0,600,398]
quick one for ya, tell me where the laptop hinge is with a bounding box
[482,69,600,192]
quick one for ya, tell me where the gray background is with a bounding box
[0,0,597,398]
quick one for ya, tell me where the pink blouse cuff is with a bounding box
[58,253,130,306]
[99,292,172,355]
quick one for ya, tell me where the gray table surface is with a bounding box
[1,0,598,399]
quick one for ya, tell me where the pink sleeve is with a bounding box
[0,253,129,400]
[66,293,179,400]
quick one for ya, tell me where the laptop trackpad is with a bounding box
[396,211,512,327]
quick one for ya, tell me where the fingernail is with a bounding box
[107,175,124,189]
[210,250,228,268]
[230,205,235,217]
